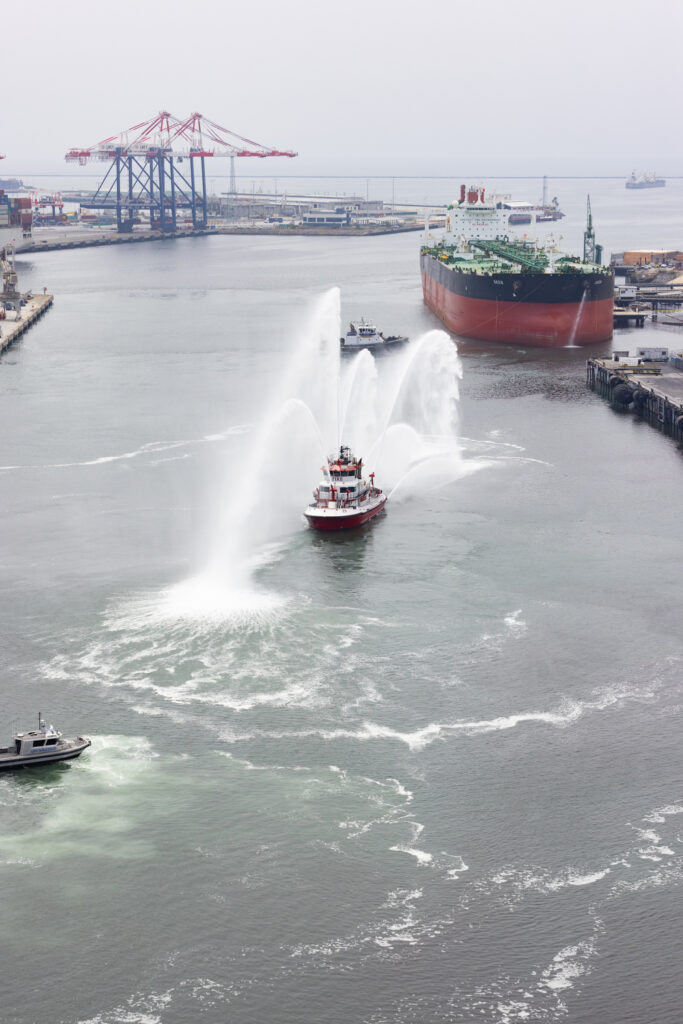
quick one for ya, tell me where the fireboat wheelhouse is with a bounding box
[304,445,387,531]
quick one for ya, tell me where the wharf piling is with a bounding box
[587,355,683,443]
[613,309,646,328]
[0,294,54,356]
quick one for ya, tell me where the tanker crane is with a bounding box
[583,195,603,265]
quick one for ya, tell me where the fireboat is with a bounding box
[304,445,387,531]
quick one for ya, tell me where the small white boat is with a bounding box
[340,318,408,353]
[0,713,91,770]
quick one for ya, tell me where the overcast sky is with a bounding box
[3,0,683,176]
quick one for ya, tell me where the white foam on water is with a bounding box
[223,681,657,752]
[637,848,663,862]
[0,736,159,868]
[382,777,414,802]
[496,1000,532,1022]
[538,939,595,993]
[445,856,470,880]
[390,844,433,866]
[47,593,397,732]
[110,575,288,631]
[126,673,314,713]
[491,863,612,895]
[504,608,527,633]
[0,428,245,473]
[76,985,183,1024]
[644,803,683,824]
[217,751,311,774]
[373,886,424,948]
[631,815,678,862]
[564,869,611,887]
[612,859,683,895]
[635,827,662,844]
[77,1013,163,1024]
[384,887,423,908]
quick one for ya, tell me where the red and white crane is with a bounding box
[65,110,297,232]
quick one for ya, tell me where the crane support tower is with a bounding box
[66,111,297,233]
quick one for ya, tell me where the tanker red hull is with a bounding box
[420,243,614,349]
[422,272,613,348]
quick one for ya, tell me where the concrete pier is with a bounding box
[587,355,683,443]
[0,294,54,356]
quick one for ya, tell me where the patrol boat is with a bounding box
[0,713,91,770]
[304,445,386,531]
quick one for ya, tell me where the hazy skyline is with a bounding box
[3,0,683,175]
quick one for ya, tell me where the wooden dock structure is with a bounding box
[0,294,54,356]
[586,355,683,442]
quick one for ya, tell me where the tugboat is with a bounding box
[304,445,387,531]
[0,713,91,770]
[340,318,408,354]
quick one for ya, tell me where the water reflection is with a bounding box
[308,520,378,573]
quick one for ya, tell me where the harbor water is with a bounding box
[0,182,681,1023]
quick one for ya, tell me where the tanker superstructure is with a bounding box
[421,185,614,348]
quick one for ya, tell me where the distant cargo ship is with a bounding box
[625,171,666,189]
[421,186,613,349]
[0,177,27,192]
[497,178,565,225]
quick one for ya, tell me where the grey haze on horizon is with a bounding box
[3,0,682,177]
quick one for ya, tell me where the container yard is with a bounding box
[0,188,32,238]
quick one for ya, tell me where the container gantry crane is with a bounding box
[66,111,297,233]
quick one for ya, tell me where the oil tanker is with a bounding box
[421,186,614,348]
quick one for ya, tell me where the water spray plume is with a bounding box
[160,293,468,621]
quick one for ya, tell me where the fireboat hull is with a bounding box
[304,495,387,531]
[421,255,614,348]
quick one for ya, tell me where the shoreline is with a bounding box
[15,221,431,255]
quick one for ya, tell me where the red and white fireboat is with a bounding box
[304,445,387,531]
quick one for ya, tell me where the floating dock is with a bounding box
[0,294,54,356]
[586,354,683,442]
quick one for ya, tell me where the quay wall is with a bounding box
[587,356,683,444]
[17,222,426,255]
[0,294,53,356]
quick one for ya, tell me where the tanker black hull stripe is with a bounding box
[420,254,614,304]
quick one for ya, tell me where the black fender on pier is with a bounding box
[612,383,634,405]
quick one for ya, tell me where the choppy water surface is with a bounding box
[0,188,681,1023]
